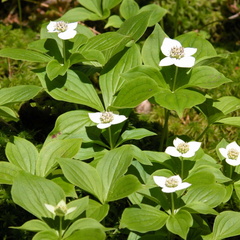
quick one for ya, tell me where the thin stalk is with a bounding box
[58,216,63,240]
[229,165,233,179]
[62,40,67,64]
[108,127,114,149]
[17,0,22,29]
[196,124,210,141]
[159,109,170,151]
[180,156,184,179]
[170,193,175,215]
[172,66,179,92]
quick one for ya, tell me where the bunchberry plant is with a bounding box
[0,1,240,239]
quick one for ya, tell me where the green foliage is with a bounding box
[0,1,240,239]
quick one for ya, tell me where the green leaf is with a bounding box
[0,162,21,184]
[45,110,94,144]
[0,48,52,62]
[113,77,161,108]
[118,11,151,42]
[65,196,89,220]
[86,199,109,222]
[120,204,168,233]
[154,88,206,117]
[120,0,139,20]
[58,158,104,203]
[64,228,106,240]
[121,65,168,89]
[139,4,168,26]
[46,59,69,81]
[117,128,156,146]
[130,146,153,165]
[183,171,226,208]
[107,175,142,201]
[166,210,193,239]
[78,0,102,17]
[51,176,77,198]
[213,96,240,115]
[64,218,106,239]
[212,211,240,240]
[183,201,218,215]
[142,24,167,67]
[11,171,65,219]
[37,139,82,177]
[102,0,122,10]
[0,85,42,105]
[100,44,141,108]
[184,66,232,89]
[12,219,51,232]
[105,15,123,28]
[6,136,39,175]
[96,145,134,202]
[33,230,58,240]
[80,32,131,64]
[60,7,100,22]
[36,69,104,111]
[0,106,18,121]
[216,117,240,127]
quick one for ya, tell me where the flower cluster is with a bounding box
[88,111,127,129]
[47,21,78,40]
[159,38,197,68]
[153,175,191,193]
[165,137,201,158]
[219,142,240,166]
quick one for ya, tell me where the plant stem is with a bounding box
[62,40,67,64]
[196,124,209,141]
[58,216,63,240]
[159,108,170,151]
[172,66,179,92]
[108,127,114,149]
[180,156,184,179]
[170,192,175,215]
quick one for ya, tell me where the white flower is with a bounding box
[47,21,78,40]
[165,137,201,158]
[159,38,197,68]
[219,142,240,166]
[153,175,191,193]
[45,200,76,217]
[88,111,127,129]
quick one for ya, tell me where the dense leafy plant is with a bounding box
[0,0,240,239]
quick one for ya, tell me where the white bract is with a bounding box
[153,175,191,193]
[165,137,201,158]
[47,21,78,40]
[159,38,197,68]
[88,111,127,129]
[219,142,240,166]
[45,200,76,217]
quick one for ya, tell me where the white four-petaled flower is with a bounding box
[88,111,127,129]
[159,38,197,68]
[219,142,240,166]
[45,200,76,217]
[165,137,201,158]
[47,21,78,40]
[153,175,191,193]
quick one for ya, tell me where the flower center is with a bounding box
[227,148,239,160]
[170,46,184,59]
[100,112,114,123]
[177,142,189,154]
[55,21,68,32]
[165,176,179,188]
[54,204,67,216]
